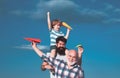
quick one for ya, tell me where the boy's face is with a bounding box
[53,23,61,31]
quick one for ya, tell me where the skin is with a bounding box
[67,50,78,69]
[47,11,70,39]
[78,46,84,66]
[50,40,68,58]
[31,42,78,69]
[78,46,84,58]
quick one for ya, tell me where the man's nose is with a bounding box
[60,45,63,47]
[69,57,73,61]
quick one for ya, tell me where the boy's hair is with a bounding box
[51,19,61,28]
[56,36,67,44]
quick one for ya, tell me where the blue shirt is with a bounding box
[50,29,64,46]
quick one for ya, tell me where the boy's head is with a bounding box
[51,19,62,31]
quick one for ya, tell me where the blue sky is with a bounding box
[0,0,120,78]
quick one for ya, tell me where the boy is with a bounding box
[47,12,71,58]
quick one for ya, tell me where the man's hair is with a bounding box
[56,36,67,44]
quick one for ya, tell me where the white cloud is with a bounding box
[37,0,78,9]
[10,10,33,16]
[104,3,114,11]
[90,0,97,3]
[104,18,120,23]
[10,0,120,24]
[30,0,79,19]
[10,10,23,16]
[15,44,50,52]
[114,8,120,13]
[80,8,107,17]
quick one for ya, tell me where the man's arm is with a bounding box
[78,47,83,59]
[31,42,43,57]
[78,69,84,78]
[77,46,84,66]
[47,12,51,30]
[31,42,60,67]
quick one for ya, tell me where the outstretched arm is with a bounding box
[31,42,43,57]
[47,12,51,30]
[31,42,60,67]
[64,28,70,39]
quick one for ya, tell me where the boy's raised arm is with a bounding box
[47,12,51,30]
[64,28,70,39]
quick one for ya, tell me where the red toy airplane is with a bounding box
[24,37,41,43]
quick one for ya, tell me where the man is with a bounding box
[31,41,84,78]
[41,36,69,78]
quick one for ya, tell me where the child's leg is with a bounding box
[50,49,56,58]
[50,45,57,58]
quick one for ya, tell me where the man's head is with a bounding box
[56,36,67,55]
[67,50,78,66]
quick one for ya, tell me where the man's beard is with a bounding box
[56,47,66,55]
[67,60,77,66]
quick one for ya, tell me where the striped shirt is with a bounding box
[50,29,64,46]
[42,54,84,78]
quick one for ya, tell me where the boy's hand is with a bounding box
[47,12,50,15]
[67,28,71,31]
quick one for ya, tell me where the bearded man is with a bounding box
[41,36,69,78]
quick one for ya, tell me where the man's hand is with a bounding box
[31,41,37,48]
[78,47,83,54]
[31,41,43,57]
